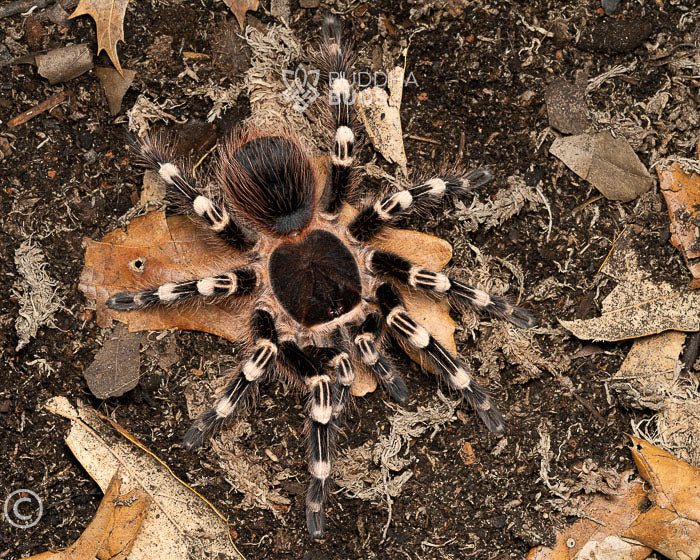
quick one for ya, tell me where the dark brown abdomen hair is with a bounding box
[221,135,316,236]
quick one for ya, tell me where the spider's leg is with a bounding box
[182,308,277,449]
[348,169,493,242]
[133,136,257,251]
[367,250,535,329]
[278,341,339,539]
[376,282,505,434]
[352,313,408,404]
[106,267,257,311]
[318,15,357,216]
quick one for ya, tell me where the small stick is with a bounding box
[457,131,466,161]
[407,134,440,145]
[0,0,50,19]
[7,90,66,127]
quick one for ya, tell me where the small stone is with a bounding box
[0,400,10,413]
[299,0,320,7]
[601,0,620,15]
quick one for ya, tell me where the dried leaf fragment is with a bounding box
[36,44,93,85]
[357,64,408,175]
[550,131,653,202]
[44,397,244,559]
[26,472,151,560]
[85,323,141,399]
[528,439,700,560]
[612,331,686,410]
[223,0,259,30]
[544,75,591,135]
[95,66,136,115]
[623,436,700,560]
[560,278,700,341]
[526,471,652,560]
[658,162,700,284]
[69,0,130,75]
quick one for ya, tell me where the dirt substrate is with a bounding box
[1,0,698,559]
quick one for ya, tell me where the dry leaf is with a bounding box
[527,470,652,560]
[69,0,130,75]
[80,207,454,397]
[357,64,408,175]
[550,130,653,202]
[560,278,700,341]
[36,44,93,85]
[544,74,591,135]
[612,331,686,409]
[658,162,700,284]
[528,439,700,560]
[44,397,244,560]
[623,436,700,560]
[223,0,259,30]
[95,66,136,115]
[85,323,141,399]
[27,472,151,560]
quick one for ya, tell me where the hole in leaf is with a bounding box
[129,257,147,273]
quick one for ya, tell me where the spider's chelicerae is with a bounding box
[107,16,535,539]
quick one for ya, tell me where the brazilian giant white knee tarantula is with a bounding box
[107,16,535,539]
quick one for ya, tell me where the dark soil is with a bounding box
[1,1,697,559]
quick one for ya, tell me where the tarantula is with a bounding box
[106,16,535,539]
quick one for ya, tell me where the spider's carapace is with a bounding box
[269,229,362,327]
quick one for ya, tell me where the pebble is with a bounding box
[601,0,620,15]
[0,400,10,414]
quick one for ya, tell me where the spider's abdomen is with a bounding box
[220,135,315,236]
[269,230,362,327]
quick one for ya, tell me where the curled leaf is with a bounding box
[658,162,700,285]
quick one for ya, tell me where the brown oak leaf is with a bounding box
[223,0,259,30]
[69,0,129,75]
[79,207,454,397]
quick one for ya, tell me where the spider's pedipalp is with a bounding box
[367,250,536,329]
[376,283,505,434]
[353,313,408,404]
[348,169,494,242]
[318,14,357,216]
[182,308,277,449]
[130,136,257,251]
[106,267,257,311]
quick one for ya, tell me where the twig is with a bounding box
[407,134,440,145]
[7,90,66,128]
[0,0,50,19]
[536,185,552,242]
